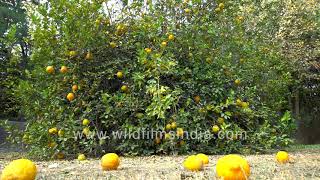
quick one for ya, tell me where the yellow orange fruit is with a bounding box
[120,85,128,93]
[78,154,86,161]
[48,127,58,135]
[218,3,225,9]
[58,129,64,137]
[72,85,78,92]
[171,122,177,129]
[101,153,120,171]
[60,66,68,74]
[184,8,191,13]
[46,66,54,74]
[179,140,186,146]
[144,48,152,54]
[155,137,161,144]
[161,41,167,47]
[276,151,289,164]
[241,102,249,108]
[82,119,90,126]
[165,124,172,130]
[164,133,171,140]
[56,152,65,159]
[183,155,203,171]
[196,153,209,165]
[236,16,244,23]
[48,142,56,148]
[216,154,250,180]
[110,42,117,48]
[69,50,77,57]
[85,52,93,60]
[217,117,224,124]
[194,95,201,104]
[212,125,220,134]
[67,92,75,102]
[95,19,101,26]
[168,34,175,41]
[1,159,37,180]
[236,99,242,106]
[234,79,241,86]
[116,71,123,79]
[82,128,90,136]
[176,128,184,137]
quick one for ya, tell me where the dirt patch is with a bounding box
[1,151,320,180]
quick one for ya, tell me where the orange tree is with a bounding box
[12,0,295,158]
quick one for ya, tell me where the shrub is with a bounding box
[12,0,296,158]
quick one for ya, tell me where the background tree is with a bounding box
[0,0,38,119]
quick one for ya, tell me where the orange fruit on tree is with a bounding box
[179,140,186,146]
[110,42,117,48]
[48,127,58,135]
[144,48,152,54]
[85,52,93,60]
[164,133,171,140]
[67,92,75,102]
[212,125,220,134]
[215,7,221,13]
[236,16,244,23]
[56,152,65,159]
[241,101,249,108]
[1,159,37,180]
[184,8,191,13]
[155,137,161,144]
[194,95,200,104]
[69,50,77,57]
[276,151,289,164]
[176,128,184,137]
[216,154,250,180]
[58,129,64,137]
[168,34,175,41]
[165,124,172,130]
[234,79,241,86]
[72,85,78,92]
[82,119,90,126]
[46,66,54,74]
[236,99,242,106]
[171,122,177,129]
[48,141,56,148]
[101,153,120,171]
[161,41,167,47]
[60,66,68,73]
[217,117,225,124]
[218,3,225,9]
[116,71,124,79]
[82,127,90,136]
[120,85,128,93]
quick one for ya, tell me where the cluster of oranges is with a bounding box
[193,89,249,138]
[45,51,94,159]
[1,151,290,180]
[183,153,251,180]
[183,151,290,179]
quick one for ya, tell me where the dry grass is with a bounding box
[0,149,320,180]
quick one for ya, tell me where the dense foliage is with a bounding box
[3,0,304,158]
[0,0,34,119]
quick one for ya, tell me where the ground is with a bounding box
[0,145,320,180]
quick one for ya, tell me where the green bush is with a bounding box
[12,0,296,158]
